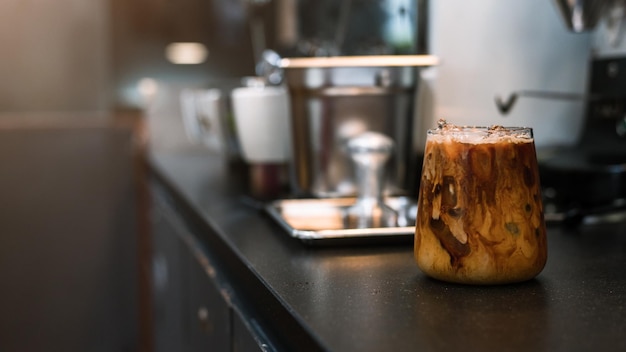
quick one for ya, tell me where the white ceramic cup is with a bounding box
[180,88,228,155]
[231,85,291,163]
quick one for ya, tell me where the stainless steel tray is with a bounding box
[265,197,417,245]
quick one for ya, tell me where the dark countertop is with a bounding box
[150,152,626,352]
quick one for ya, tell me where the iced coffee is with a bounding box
[414,121,547,285]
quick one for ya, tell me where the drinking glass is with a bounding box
[414,122,547,284]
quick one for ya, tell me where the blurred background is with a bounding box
[0,0,624,351]
[2,0,622,147]
[0,0,256,112]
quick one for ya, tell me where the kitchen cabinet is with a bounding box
[151,205,187,352]
[151,191,233,352]
[152,183,268,352]
[185,233,231,351]
[232,309,265,352]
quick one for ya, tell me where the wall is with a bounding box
[109,0,265,109]
[419,0,593,148]
[0,0,266,113]
[0,0,110,112]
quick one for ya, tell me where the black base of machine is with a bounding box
[539,57,626,226]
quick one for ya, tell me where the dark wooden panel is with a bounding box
[0,117,142,352]
[151,206,187,352]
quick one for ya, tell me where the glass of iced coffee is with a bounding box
[414,120,547,285]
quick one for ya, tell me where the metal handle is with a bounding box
[495,90,591,115]
[197,306,213,333]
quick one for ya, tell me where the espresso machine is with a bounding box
[246,0,437,243]
[499,0,626,225]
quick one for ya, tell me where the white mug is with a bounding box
[180,88,229,155]
[231,85,291,163]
